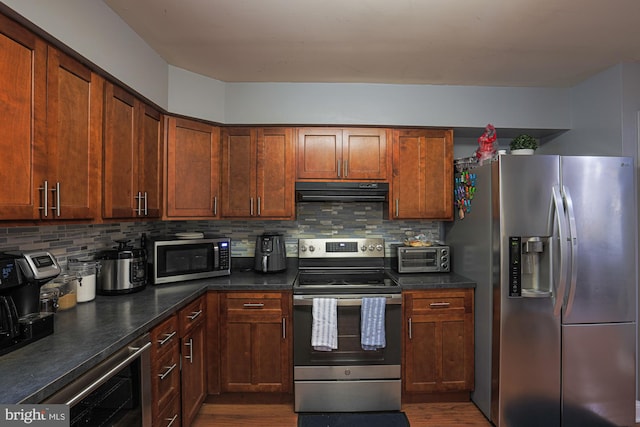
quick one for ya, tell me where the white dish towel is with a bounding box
[361,297,386,350]
[311,298,338,351]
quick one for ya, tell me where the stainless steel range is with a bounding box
[293,238,401,412]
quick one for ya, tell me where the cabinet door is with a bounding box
[181,321,206,427]
[256,127,295,218]
[103,83,138,218]
[296,128,342,179]
[342,128,388,180]
[165,117,220,218]
[46,48,102,220]
[221,127,256,217]
[0,16,46,220]
[139,105,162,218]
[392,129,453,219]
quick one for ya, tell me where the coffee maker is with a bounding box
[254,233,287,273]
[0,251,61,356]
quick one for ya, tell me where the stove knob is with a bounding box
[308,245,315,252]
[300,246,307,252]
[376,244,383,251]
[368,244,375,251]
[360,245,367,252]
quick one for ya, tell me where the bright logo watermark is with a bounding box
[1,405,68,426]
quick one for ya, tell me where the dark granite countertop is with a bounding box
[386,271,476,289]
[0,257,473,404]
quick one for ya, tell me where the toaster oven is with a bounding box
[394,245,450,273]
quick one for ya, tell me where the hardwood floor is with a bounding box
[192,402,493,426]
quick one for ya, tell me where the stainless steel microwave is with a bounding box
[394,245,450,273]
[148,236,231,284]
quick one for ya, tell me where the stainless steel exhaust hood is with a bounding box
[295,182,389,202]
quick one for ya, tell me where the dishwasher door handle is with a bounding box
[64,340,152,407]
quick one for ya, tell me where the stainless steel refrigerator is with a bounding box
[447,155,636,427]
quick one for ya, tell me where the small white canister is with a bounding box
[68,260,97,303]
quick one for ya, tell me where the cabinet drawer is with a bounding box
[407,290,472,316]
[151,345,181,420]
[224,293,283,310]
[223,292,285,322]
[179,296,205,336]
[152,389,181,427]
[150,314,179,357]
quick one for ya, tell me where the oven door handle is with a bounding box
[293,294,402,306]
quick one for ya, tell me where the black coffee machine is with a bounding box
[254,233,287,273]
[0,251,61,356]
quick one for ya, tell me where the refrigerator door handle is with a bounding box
[551,185,570,317]
[562,185,578,317]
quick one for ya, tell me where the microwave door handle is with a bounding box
[214,245,220,269]
[562,185,578,317]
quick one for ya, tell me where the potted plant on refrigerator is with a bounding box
[509,134,538,155]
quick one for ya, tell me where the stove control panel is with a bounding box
[298,238,385,258]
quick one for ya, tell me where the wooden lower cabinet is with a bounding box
[150,314,181,426]
[150,296,207,427]
[402,289,474,398]
[220,291,292,393]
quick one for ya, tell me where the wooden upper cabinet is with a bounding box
[103,84,137,219]
[165,117,220,219]
[46,48,102,221]
[221,127,294,219]
[297,128,389,181]
[138,105,163,218]
[103,83,162,219]
[0,14,103,222]
[0,16,46,220]
[391,129,453,220]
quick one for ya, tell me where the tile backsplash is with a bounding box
[0,202,442,269]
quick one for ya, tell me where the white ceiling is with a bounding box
[104,0,640,88]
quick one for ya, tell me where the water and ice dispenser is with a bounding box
[509,236,552,298]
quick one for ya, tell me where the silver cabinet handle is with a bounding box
[187,310,202,321]
[282,317,286,339]
[337,160,341,178]
[250,197,254,216]
[158,363,177,380]
[165,414,178,427]
[143,191,148,216]
[135,191,142,216]
[344,160,348,177]
[184,338,193,363]
[243,303,264,308]
[158,331,177,346]
[39,180,49,217]
[408,317,412,340]
[213,196,218,216]
[395,199,399,217]
[257,197,261,216]
[51,182,61,217]
[429,302,451,308]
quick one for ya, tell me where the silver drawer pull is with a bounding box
[187,309,203,321]
[243,303,265,308]
[429,302,451,308]
[158,363,177,380]
[158,331,177,346]
[165,414,178,427]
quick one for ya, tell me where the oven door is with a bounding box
[293,293,401,367]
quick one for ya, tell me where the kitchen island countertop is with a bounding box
[0,260,473,404]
